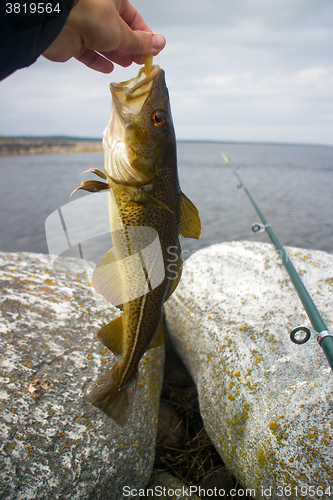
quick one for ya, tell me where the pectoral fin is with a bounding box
[124,186,173,213]
[92,248,124,307]
[97,315,124,356]
[70,180,109,197]
[147,320,164,350]
[179,192,201,239]
[138,192,174,214]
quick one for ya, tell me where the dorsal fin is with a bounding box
[97,315,124,356]
[179,192,201,239]
[147,320,164,350]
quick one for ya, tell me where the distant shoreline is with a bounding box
[0,137,331,157]
[0,138,103,157]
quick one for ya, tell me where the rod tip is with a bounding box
[221,152,230,163]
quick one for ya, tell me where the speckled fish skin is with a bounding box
[74,65,201,426]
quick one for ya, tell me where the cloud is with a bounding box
[0,0,333,144]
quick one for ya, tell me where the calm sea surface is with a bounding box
[0,142,333,263]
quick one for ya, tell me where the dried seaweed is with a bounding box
[155,382,222,485]
[154,328,254,499]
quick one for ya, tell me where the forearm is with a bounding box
[0,0,75,81]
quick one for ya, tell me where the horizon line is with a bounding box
[0,135,332,149]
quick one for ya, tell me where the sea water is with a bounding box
[0,142,332,263]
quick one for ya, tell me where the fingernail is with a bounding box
[152,34,165,50]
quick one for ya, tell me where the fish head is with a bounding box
[103,66,176,186]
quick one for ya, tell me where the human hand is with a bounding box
[42,0,166,73]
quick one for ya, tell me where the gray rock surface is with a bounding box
[0,251,164,500]
[144,472,201,500]
[165,241,333,500]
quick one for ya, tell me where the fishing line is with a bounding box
[221,152,333,372]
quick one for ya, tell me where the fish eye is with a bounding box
[152,111,167,128]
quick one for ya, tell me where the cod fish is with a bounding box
[73,64,201,426]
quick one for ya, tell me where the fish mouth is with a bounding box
[110,65,161,116]
[103,65,161,186]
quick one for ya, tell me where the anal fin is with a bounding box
[97,315,124,356]
[92,248,124,307]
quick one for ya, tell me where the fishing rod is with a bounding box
[221,153,333,371]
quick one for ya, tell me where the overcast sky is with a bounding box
[1,0,333,145]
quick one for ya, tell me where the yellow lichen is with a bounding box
[269,421,279,432]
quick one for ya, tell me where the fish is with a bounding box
[72,63,201,426]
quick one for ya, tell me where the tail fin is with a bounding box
[84,368,138,427]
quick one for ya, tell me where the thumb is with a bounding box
[119,25,166,55]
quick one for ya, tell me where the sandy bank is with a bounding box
[0,139,103,156]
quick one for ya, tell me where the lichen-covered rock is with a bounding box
[0,251,164,500]
[165,241,333,500]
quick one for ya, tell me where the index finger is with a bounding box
[120,1,152,33]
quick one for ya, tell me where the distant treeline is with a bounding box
[0,137,103,156]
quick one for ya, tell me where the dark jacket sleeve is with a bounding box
[0,0,75,82]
